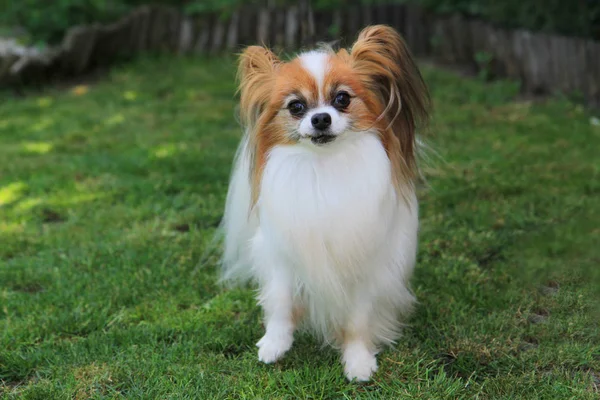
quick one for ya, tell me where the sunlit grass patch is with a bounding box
[21,142,53,154]
[0,182,27,206]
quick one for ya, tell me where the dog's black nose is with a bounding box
[311,113,332,131]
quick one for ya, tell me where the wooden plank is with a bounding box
[550,36,569,94]
[304,0,316,46]
[469,20,485,56]
[131,6,152,52]
[391,4,406,36]
[532,33,552,91]
[178,17,195,54]
[118,15,136,57]
[147,6,167,50]
[166,7,181,51]
[383,4,397,26]
[421,9,433,55]
[505,28,525,82]
[585,40,600,106]
[194,15,212,54]
[116,11,135,55]
[257,8,270,46]
[520,30,543,92]
[405,4,430,56]
[433,17,453,62]
[339,8,352,47]
[313,10,331,41]
[345,6,361,43]
[361,4,373,29]
[226,10,240,51]
[210,15,227,54]
[571,38,588,97]
[60,25,98,74]
[403,4,418,52]
[373,4,388,25]
[92,18,135,65]
[553,36,569,93]
[285,6,299,49]
[237,5,257,46]
[562,37,577,93]
[272,8,286,49]
[450,14,471,63]
[331,9,343,45]
[497,28,518,79]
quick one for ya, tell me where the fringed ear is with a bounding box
[237,46,280,128]
[351,25,430,184]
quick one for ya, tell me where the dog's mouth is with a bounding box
[310,134,336,145]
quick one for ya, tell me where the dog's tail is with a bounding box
[213,130,257,286]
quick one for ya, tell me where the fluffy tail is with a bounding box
[219,131,257,285]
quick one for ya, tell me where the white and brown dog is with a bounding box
[221,25,430,381]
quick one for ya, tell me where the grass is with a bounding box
[0,55,599,399]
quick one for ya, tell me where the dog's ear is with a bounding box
[238,46,280,128]
[351,25,430,181]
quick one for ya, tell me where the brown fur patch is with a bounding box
[350,25,430,193]
[273,59,320,107]
[292,304,305,326]
[237,46,280,127]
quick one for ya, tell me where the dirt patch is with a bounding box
[40,208,66,223]
[527,310,549,325]
[12,282,44,293]
[73,362,114,400]
[540,280,560,296]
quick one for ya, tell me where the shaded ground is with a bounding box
[0,55,598,399]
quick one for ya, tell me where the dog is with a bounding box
[220,25,430,381]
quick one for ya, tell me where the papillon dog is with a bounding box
[220,25,430,381]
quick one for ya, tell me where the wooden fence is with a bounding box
[1,3,598,107]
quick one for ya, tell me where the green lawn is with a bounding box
[1,55,598,399]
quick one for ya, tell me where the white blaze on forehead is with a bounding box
[299,51,329,103]
[296,50,350,139]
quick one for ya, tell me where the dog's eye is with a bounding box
[288,101,306,117]
[332,92,351,109]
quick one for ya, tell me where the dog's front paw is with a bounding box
[257,333,293,364]
[342,342,378,382]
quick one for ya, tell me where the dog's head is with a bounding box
[238,25,430,200]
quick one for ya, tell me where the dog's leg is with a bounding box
[253,233,295,364]
[341,299,378,381]
[256,271,295,363]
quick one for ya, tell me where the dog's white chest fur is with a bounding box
[257,134,395,283]
[222,125,418,383]
[246,132,418,348]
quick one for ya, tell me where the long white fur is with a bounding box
[221,133,257,284]
[221,51,418,381]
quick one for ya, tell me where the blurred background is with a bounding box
[1,0,599,105]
